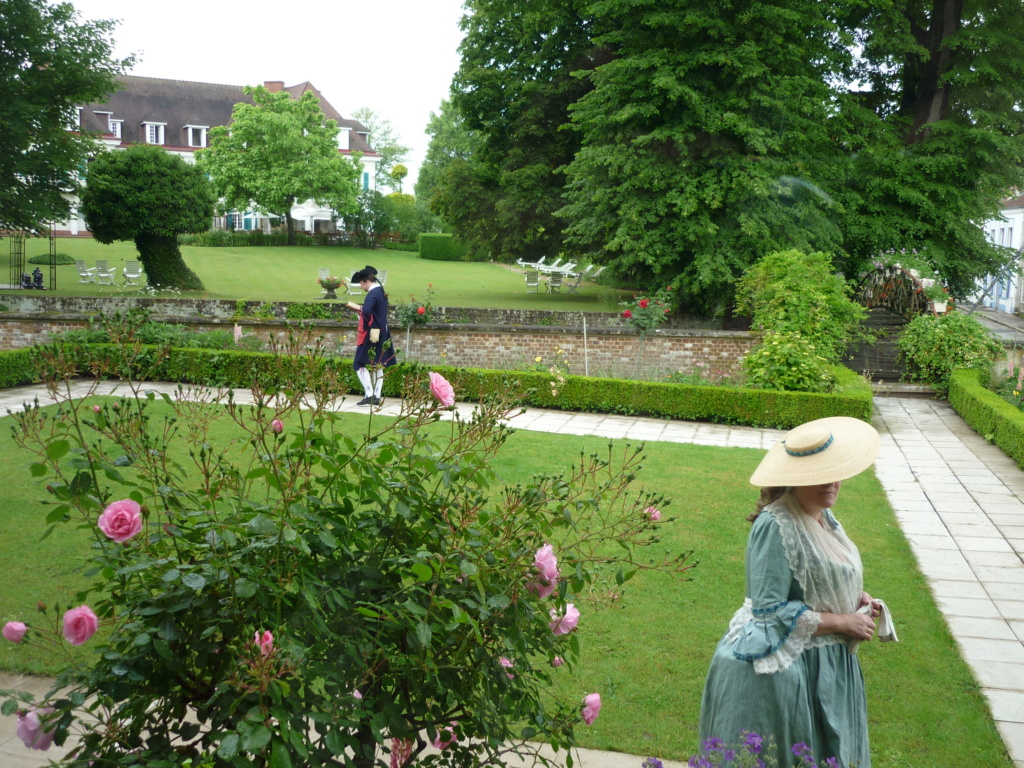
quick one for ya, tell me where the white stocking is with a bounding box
[372,369,384,398]
[356,367,373,397]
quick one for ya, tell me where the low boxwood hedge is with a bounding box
[0,344,873,429]
[948,368,1024,468]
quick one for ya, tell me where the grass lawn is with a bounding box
[0,237,629,311]
[0,398,1008,767]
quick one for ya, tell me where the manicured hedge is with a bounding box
[419,233,468,262]
[0,345,872,429]
[0,348,37,389]
[948,368,1024,468]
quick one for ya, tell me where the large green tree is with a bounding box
[80,144,212,290]
[197,86,361,245]
[350,107,411,191]
[450,0,1024,311]
[0,0,132,231]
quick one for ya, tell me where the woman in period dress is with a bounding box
[698,416,883,768]
[345,267,395,406]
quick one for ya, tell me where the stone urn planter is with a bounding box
[318,277,343,300]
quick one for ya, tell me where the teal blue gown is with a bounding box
[698,504,870,768]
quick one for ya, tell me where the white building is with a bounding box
[979,193,1024,313]
[62,76,380,235]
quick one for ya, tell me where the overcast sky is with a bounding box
[68,0,468,189]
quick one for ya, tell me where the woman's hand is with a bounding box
[842,611,876,641]
[859,591,882,618]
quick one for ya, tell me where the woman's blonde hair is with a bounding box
[747,487,787,523]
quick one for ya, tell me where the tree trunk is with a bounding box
[285,195,296,246]
[902,0,964,142]
[134,233,205,290]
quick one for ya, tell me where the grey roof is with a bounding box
[1003,192,1024,210]
[78,75,378,156]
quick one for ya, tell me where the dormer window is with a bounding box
[142,122,166,145]
[184,125,208,148]
[109,118,122,139]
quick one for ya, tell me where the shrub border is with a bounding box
[3,345,873,429]
[948,368,1024,468]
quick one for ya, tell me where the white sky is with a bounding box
[68,0,468,189]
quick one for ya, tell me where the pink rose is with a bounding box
[534,544,559,583]
[92,405,101,413]
[3,621,27,643]
[353,688,363,700]
[97,499,143,543]
[62,605,98,645]
[16,707,56,751]
[551,656,564,668]
[270,419,284,434]
[582,692,602,725]
[639,299,649,309]
[417,306,426,315]
[622,309,632,319]
[646,506,661,522]
[549,603,580,635]
[431,721,458,750]
[429,372,455,407]
[499,656,515,679]
[528,580,557,599]
[255,630,274,656]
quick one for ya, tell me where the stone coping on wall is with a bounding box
[0,310,758,342]
[0,295,720,331]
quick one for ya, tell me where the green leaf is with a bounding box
[217,732,240,759]
[460,561,478,578]
[270,739,293,768]
[410,562,432,582]
[324,729,346,756]
[415,621,432,647]
[317,530,338,549]
[46,439,71,461]
[1,699,19,716]
[29,462,47,478]
[235,580,257,598]
[240,723,272,751]
[181,573,206,591]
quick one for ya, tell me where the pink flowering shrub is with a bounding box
[1,313,689,768]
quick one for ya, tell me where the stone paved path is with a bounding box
[2,381,1023,766]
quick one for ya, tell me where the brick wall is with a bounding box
[0,314,757,378]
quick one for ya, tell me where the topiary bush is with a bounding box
[28,253,75,265]
[741,331,837,393]
[420,233,469,261]
[897,311,1002,395]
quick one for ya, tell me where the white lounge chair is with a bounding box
[517,256,547,270]
[538,258,564,274]
[75,260,95,284]
[122,260,142,286]
[94,260,116,285]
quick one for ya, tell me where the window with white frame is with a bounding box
[185,126,208,148]
[109,118,122,138]
[142,122,166,145]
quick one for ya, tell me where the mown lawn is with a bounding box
[0,237,629,311]
[0,398,1009,767]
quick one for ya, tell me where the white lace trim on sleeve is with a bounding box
[752,606,821,675]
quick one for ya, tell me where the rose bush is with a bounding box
[1,313,689,768]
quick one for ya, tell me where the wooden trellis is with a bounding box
[853,263,933,320]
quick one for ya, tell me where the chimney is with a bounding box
[264,81,284,93]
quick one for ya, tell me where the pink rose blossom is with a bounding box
[3,621,27,643]
[429,372,455,407]
[255,630,274,656]
[549,603,580,635]
[529,544,560,598]
[500,656,515,679]
[270,419,284,434]
[622,309,633,319]
[646,506,662,522]
[581,692,602,725]
[431,721,458,749]
[417,306,426,315]
[353,688,363,700]
[390,737,414,768]
[97,499,143,543]
[16,707,56,751]
[92,405,101,413]
[62,605,98,645]
[551,656,564,667]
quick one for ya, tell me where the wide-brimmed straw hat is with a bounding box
[750,416,880,487]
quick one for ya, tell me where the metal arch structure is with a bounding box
[853,264,933,321]
[6,226,57,290]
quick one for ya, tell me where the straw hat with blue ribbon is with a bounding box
[750,416,880,487]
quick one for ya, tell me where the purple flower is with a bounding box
[824,759,839,768]
[743,731,764,753]
[702,737,724,752]
[792,742,812,758]
[642,759,664,768]
[723,749,736,761]
[687,757,713,768]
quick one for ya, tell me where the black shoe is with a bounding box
[371,396,383,406]
[356,396,374,406]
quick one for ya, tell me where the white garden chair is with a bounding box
[94,260,116,285]
[525,271,540,294]
[122,261,142,286]
[75,260,95,284]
